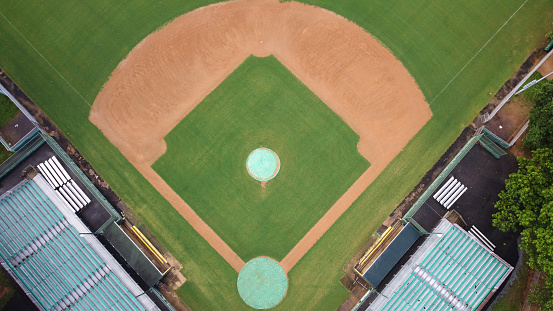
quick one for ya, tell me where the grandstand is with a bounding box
[0,175,159,310]
[351,136,518,311]
[366,219,512,311]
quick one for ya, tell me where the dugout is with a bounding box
[102,219,170,288]
[354,221,421,288]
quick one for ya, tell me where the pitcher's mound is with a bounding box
[246,148,280,182]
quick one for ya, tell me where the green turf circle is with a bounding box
[246,148,280,182]
[237,257,288,309]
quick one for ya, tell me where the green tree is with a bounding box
[493,148,553,309]
[523,79,553,150]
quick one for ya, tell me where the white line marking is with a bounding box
[0,10,92,108]
[430,0,530,105]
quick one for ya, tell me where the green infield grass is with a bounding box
[152,56,369,261]
[1,1,553,310]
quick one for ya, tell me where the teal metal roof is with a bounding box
[368,220,512,311]
[0,179,150,310]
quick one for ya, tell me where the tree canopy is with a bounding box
[523,77,553,149]
[493,148,553,309]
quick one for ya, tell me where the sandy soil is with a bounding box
[486,95,532,142]
[537,55,553,79]
[90,0,431,273]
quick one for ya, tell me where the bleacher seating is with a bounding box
[37,156,91,213]
[0,179,151,310]
[433,176,467,209]
[368,219,512,311]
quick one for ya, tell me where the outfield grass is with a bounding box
[153,56,368,261]
[1,1,553,310]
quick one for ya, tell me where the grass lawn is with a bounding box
[0,149,12,165]
[153,56,368,261]
[0,94,18,127]
[1,1,553,310]
[0,95,17,164]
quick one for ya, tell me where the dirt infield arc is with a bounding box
[90,0,431,273]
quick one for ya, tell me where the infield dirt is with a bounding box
[90,0,431,273]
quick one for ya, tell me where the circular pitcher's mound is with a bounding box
[246,148,280,182]
[237,257,288,309]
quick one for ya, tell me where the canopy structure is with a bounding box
[0,176,158,311]
[367,219,512,311]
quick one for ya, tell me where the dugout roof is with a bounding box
[0,176,158,310]
[366,219,512,311]
[358,222,420,288]
[103,221,164,288]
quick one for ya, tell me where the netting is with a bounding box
[481,127,509,148]
[479,135,507,159]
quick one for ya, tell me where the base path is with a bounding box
[280,162,387,272]
[138,165,245,272]
[90,0,431,275]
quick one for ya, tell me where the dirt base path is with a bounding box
[138,166,245,272]
[280,162,387,271]
[90,0,431,274]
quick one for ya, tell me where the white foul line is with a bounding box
[0,10,92,108]
[430,0,530,105]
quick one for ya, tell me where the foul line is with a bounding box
[429,0,529,105]
[0,10,92,108]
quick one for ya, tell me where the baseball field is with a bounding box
[151,55,370,262]
[1,0,553,310]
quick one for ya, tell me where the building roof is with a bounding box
[366,219,512,311]
[0,176,158,310]
[357,222,421,287]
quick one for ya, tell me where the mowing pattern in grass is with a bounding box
[0,95,18,127]
[153,56,369,261]
[1,1,553,310]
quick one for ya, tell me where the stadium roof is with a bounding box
[0,176,159,310]
[366,219,512,311]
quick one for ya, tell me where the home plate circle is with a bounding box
[246,148,280,182]
[237,257,288,309]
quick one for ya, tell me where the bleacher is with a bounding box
[367,219,512,311]
[0,176,158,310]
[38,155,91,213]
